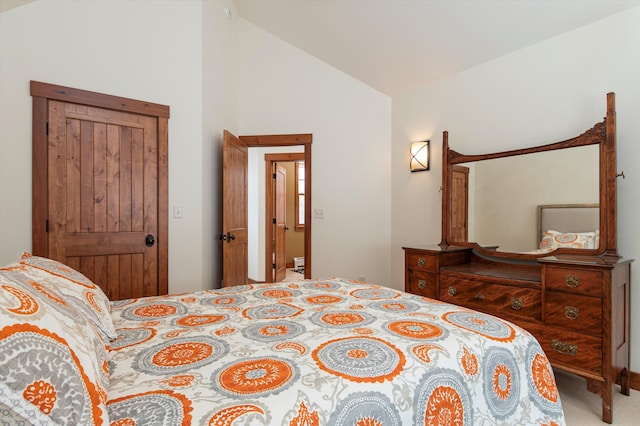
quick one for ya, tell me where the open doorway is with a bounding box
[264,154,305,283]
[242,138,310,284]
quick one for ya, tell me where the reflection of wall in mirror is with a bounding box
[468,145,599,252]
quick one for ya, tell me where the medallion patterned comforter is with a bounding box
[105,278,566,425]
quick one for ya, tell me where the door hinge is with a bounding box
[272,263,276,269]
[46,122,49,135]
[273,173,276,179]
[272,218,276,224]
[45,219,49,233]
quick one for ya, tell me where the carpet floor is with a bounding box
[555,369,640,425]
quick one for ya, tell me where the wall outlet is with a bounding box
[358,275,366,282]
[314,208,324,219]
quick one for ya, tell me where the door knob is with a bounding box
[145,234,155,247]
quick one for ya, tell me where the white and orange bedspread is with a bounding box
[106,278,566,425]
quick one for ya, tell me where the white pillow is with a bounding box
[539,229,597,250]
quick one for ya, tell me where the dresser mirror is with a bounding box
[440,92,619,260]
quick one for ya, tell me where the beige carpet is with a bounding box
[555,369,640,425]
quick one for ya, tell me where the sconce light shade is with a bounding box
[410,140,430,172]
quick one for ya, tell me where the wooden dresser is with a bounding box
[403,246,631,423]
[415,92,632,423]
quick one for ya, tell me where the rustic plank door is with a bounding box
[31,81,169,300]
[451,165,469,242]
[273,163,287,282]
[222,130,248,286]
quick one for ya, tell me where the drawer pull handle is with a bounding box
[565,275,580,288]
[474,292,485,300]
[448,286,457,297]
[510,298,523,310]
[565,306,579,320]
[551,339,578,356]
[418,279,426,289]
[417,258,426,267]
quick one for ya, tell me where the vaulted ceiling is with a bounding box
[236,0,640,96]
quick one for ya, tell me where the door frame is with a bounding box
[239,134,312,280]
[264,153,305,282]
[30,80,170,294]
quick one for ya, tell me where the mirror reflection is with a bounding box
[455,144,599,253]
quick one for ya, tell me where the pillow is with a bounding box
[539,229,598,250]
[0,267,110,425]
[17,254,117,341]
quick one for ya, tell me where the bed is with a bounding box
[1,254,566,425]
[537,203,600,252]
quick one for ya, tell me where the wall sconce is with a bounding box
[410,140,430,172]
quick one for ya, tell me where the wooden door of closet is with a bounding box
[31,81,169,300]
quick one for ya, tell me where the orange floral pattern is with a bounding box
[152,342,213,367]
[386,320,444,340]
[461,346,479,376]
[2,284,39,315]
[23,380,57,414]
[425,386,465,426]
[103,278,565,425]
[290,401,320,426]
[175,314,226,327]
[216,358,295,396]
[531,353,559,403]
[207,404,264,426]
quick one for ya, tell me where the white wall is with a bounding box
[392,6,640,370]
[202,0,239,289]
[0,0,239,293]
[239,19,392,285]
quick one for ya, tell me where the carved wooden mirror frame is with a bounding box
[440,92,619,260]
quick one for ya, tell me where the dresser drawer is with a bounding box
[406,270,437,298]
[525,322,602,375]
[406,251,437,272]
[545,292,602,335]
[545,266,602,296]
[439,276,541,321]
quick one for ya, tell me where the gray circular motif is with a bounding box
[107,391,189,425]
[443,311,515,341]
[369,300,420,313]
[213,284,252,294]
[252,287,302,300]
[200,294,247,307]
[482,347,521,419]
[0,329,95,425]
[328,392,402,426]
[243,303,303,319]
[133,336,229,375]
[350,287,400,300]
[313,337,404,382]
[302,281,343,290]
[109,327,155,350]
[413,368,473,425]
[241,320,305,342]
[525,342,564,416]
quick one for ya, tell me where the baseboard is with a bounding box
[631,370,640,391]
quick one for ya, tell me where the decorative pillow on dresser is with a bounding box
[0,259,110,425]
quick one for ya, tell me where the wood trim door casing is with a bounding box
[240,134,312,280]
[31,81,169,296]
[264,153,305,282]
